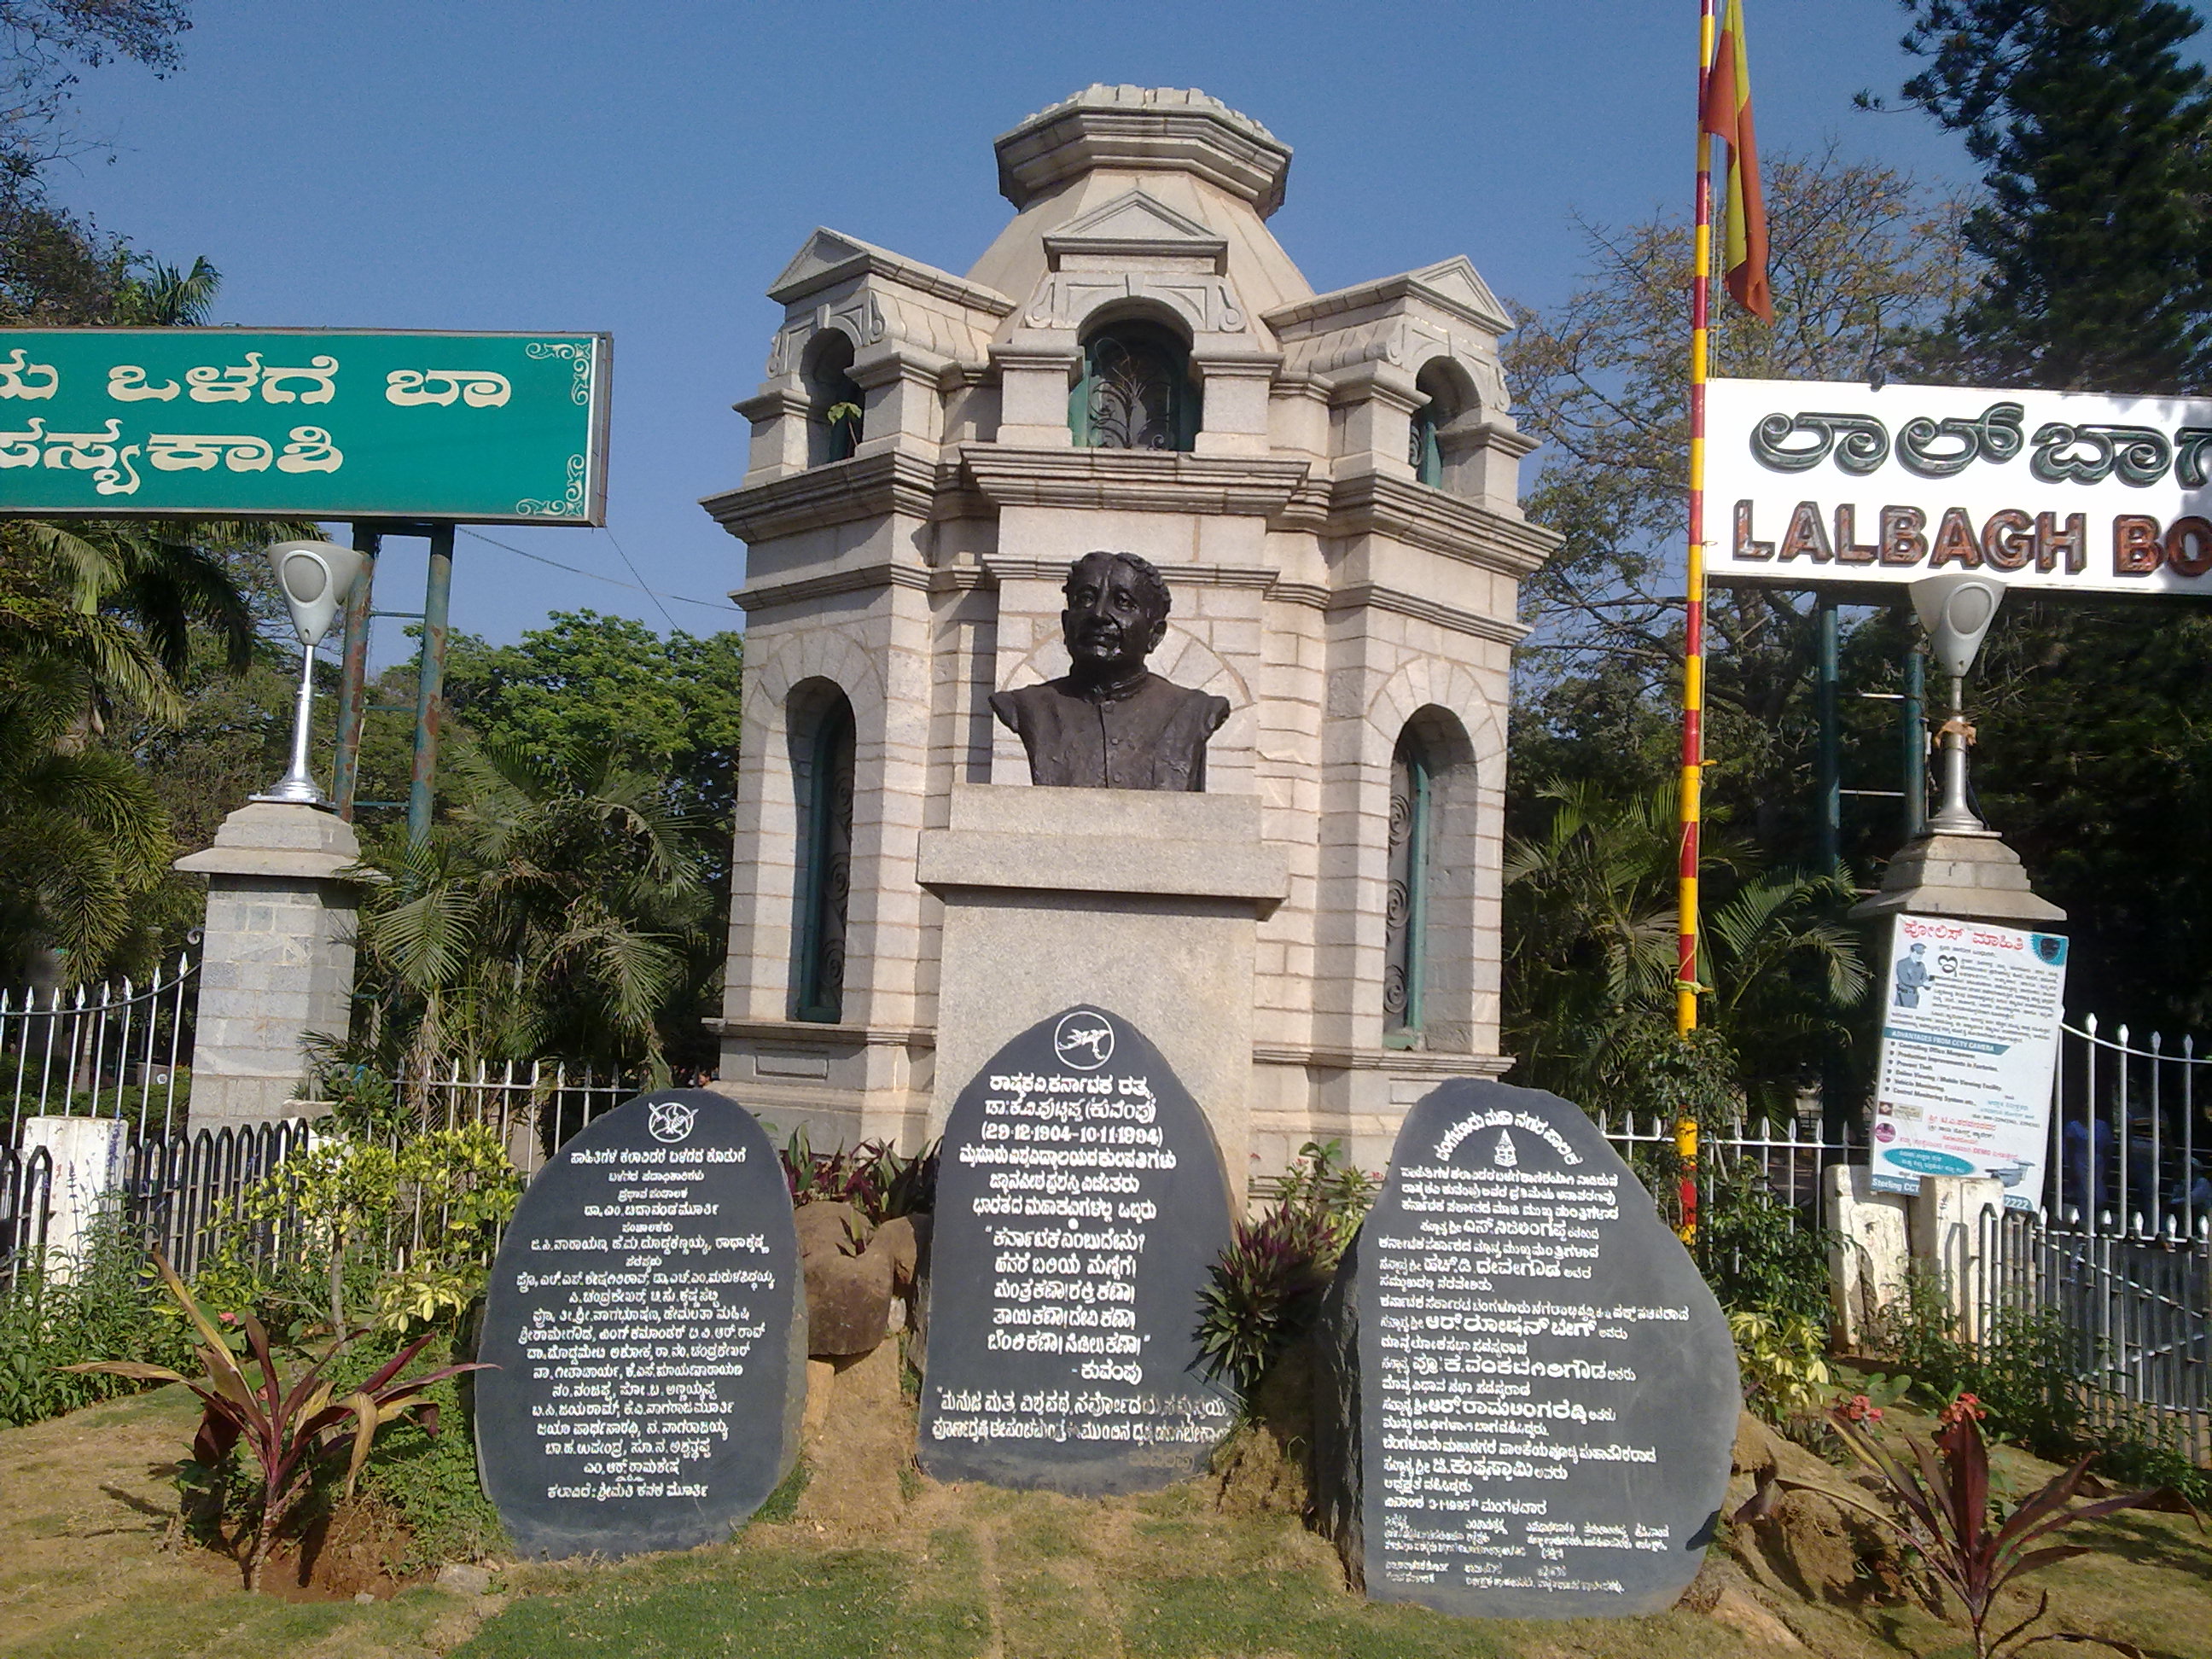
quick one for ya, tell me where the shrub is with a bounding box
[1728,1307,1832,1424]
[192,1122,521,1339]
[1197,1141,1378,1411]
[1738,1393,2195,1659]
[0,1209,196,1427]
[65,1253,487,1591]
[778,1126,935,1222]
[1885,1270,2085,1459]
[1697,1156,1834,1325]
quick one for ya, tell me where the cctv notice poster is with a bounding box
[1871,913,2069,1210]
[1708,376,2212,597]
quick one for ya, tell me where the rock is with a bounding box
[474,1091,807,1559]
[436,1562,492,1595]
[1726,1407,1912,1608]
[870,1214,921,1288]
[353,1591,377,1604]
[794,1342,913,1534]
[795,1199,868,1260]
[805,1237,896,1356]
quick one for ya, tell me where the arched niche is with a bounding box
[1382,703,1481,1052]
[1070,307,1202,452]
[786,678,856,1022]
[802,330,864,466]
[1407,355,1483,494]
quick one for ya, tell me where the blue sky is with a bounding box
[49,0,1989,663]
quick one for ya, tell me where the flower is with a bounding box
[1839,1393,1883,1423]
[1938,1392,1987,1427]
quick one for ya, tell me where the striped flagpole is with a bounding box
[1676,0,1719,1239]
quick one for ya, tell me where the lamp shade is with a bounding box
[266,539,365,649]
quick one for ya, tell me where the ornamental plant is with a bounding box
[62,1253,489,1591]
[1197,1141,1378,1409]
[1737,1392,2195,1658]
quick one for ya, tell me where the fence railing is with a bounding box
[2051,1016,2212,1243]
[388,1057,639,1176]
[3,956,197,1144]
[1590,1107,1856,1215]
[1974,1203,2209,1458]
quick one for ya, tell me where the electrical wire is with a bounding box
[456,527,742,617]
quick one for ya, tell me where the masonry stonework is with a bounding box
[705,86,1557,1179]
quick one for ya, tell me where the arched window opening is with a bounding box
[1071,319,1200,452]
[805,332,864,466]
[1409,360,1464,488]
[790,689,855,1022]
[1382,725,1434,1045]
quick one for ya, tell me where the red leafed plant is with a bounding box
[1737,1392,2197,1658]
[61,1252,490,1590]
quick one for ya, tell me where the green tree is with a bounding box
[1506,147,1975,854]
[1871,3,2212,1035]
[349,742,718,1084]
[1889,0,2212,392]
[0,652,173,977]
[1502,780,1866,1118]
[0,0,192,187]
[444,609,744,818]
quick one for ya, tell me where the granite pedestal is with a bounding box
[174,800,368,1128]
[916,783,1286,1198]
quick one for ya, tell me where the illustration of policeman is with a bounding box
[1894,941,1933,1009]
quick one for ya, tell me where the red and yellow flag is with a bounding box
[1701,0,1773,323]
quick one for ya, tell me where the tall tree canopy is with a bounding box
[1893,0,2212,391]
[1507,147,1972,852]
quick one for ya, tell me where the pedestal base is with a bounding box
[917,784,1286,1197]
[175,801,366,1129]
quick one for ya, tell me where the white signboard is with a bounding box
[1708,376,2212,597]
[1871,913,2069,1210]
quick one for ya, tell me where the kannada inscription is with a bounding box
[918,1006,1235,1493]
[474,1091,804,1558]
[1348,1079,1738,1619]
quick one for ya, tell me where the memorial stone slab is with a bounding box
[919,1005,1236,1493]
[1318,1078,1738,1619]
[475,1090,805,1558]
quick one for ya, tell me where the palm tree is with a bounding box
[0,652,173,977]
[1503,777,1867,1118]
[348,742,713,1093]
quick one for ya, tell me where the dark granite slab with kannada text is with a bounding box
[918,1005,1235,1494]
[1316,1078,1738,1619]
[474,1090,805,1558]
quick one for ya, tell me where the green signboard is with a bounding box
[0,329,608,524]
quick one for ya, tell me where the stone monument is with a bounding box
[917,1005,1235,1493]
[1313,1078,1738,1619]
[474,1090,805,1558]
[704,84,1558,1178]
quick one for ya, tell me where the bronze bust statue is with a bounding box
[989,550,1230,791]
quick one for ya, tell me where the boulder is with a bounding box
[804,1234,896,1356]
[795,1199,869,1260]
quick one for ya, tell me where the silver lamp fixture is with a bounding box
[1912,573,2005,835]
[256,538,365,806]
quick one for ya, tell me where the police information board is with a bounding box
[1871,914,2069,1208]
[1709,376,2212,597]
[0,329,607,523]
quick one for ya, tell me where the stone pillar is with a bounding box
[917,784,1287,1199]
[1825,1162,1911,1352]
[174,800,367,1129]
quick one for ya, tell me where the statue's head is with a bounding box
[1061,550,1171,681]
